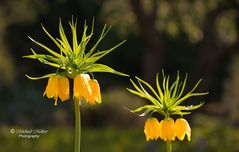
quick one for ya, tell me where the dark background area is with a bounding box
[0,0,239,151]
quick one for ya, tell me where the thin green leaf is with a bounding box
[132,105,157,113]
[139,109,155,117]
[69,18,78,53]
[25,56,61,68]
[165,76,170,104]
[25,49,62,63]
[174,92,208,106]
[28,37,66,60]
[171,102,204,112]
[137,81,162,107]
[135,76,162,104]
[84,25,111,59]
[188,79,202,94]
[25,73,55,80]
[85,63,129,76]
[76,21,88,59]
[59,19,72,53]
[128,79,162,107]
[41,24,65,54]
[129,79,146,95]
[85,40,126,64]
[171,111,191,115]
[171,71,180,99]
[156,73,164,104]
[24,49,64,69]
[126,88,145,98]
[176,73,188,100]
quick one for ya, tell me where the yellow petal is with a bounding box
[44,76,57,98]
[160,118,175,141]
[88,79,101,104]
[43,76,55,98]
[73,74,92,102]
[58,76,70,102]
[44,75,59,106]
[175,118,191,141]
[144,118,161,141]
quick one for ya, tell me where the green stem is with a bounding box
[166,141,172,152]
[74,99,81,152]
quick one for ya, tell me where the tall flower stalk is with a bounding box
[24,17,128,152]
[127,71,208,152]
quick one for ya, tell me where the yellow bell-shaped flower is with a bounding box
[44,75,69,106]
[144,118,161,141]
[175,118,191,141]
[58,76,70,102]
[87,79,101,104]
[44,75,58,99]
[73,74,92,103]
[160,118,175,141]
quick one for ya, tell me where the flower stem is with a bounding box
[74,99,81,152]
[166,141,172,152]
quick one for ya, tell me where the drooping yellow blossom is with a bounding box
[88,79,101,104]
[44,75,70,106]
[144,118,161,141]
[44,76,57,99]
[160,118,176,141]
[73,74,92,103]
[58,76,70,102]
[175,118,191,141]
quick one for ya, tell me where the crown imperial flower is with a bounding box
[88,79,101,104]
[24,17,128,152]
[144,118,161,141]
[160,118,175,141]
[127,71,208,146]
[24,18,128,106]
[175,118,191,141]
[74,74,92,102]
[44,75,70,106]
[73,74,102,105]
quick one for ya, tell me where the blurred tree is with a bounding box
[191,0,239,93]
[0,0,47,85]
[222,54,239,124]
[100,0,239,94]
[101,0,164,84]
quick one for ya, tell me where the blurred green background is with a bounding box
[0,0,239,151]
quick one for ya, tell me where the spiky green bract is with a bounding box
[127,71,208,117]
[23,18,129,79]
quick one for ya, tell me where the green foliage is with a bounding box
[127,71,208,117]
[23,18,128,80]
[1,114,239,152]
[189,114,239,152]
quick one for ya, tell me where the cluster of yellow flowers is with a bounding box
[144,117,191,142]
[127,72,207,145]
[44,74,101,106]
